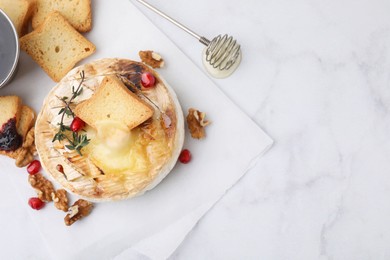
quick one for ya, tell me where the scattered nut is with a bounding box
[139,50,165,68]
[64,199,93,226]
[151,52,162,61]
[22,127,35,148]
[51,189,69,212]
[67,205,79,219]
[28,173,55,202]
[15,147,34,167]
[30,145,37,156]
[15,127,36,167]
[186,108,210,139]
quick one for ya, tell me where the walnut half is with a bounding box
[28,173,55,202]
[186,108,211,139]
[51,189,69,212]
[139,50,165,68]
[15,127,36,167]
[64,199,93,226]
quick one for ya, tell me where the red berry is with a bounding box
[179,149,191,164]
[28,197,45,210]
[27,160,41,175]
[56,164,64,174]
[70,117,85,132]
[141,72,156,88]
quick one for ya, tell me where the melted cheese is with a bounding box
[95,120,133,152]
[83,119,169,175]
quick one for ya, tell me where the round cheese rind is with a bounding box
[35,58,184,202]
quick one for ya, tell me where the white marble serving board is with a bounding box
[0,0,272,259]
[145,0,390,259]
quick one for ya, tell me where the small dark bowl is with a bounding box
[0,9,19,89]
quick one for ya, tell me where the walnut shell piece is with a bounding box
[28,173,55,202]
[23,127,35,148]
[186,108,211,139]
[15,147,34,167]
[139,50,165,68]
[15,127,36,167]
[64,199,93,226]
[52,189,69,212]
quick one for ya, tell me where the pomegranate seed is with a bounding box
[141,72,156,88]
[28,197,45,210]
[70,117,85,132]
[56,164,64,173]
[179,149,191,164]
[27,160,41,175]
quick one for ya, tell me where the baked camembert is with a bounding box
[35,58,184,201]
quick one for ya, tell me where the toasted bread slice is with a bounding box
[0,96,21,129]
[32,0,91,32]
[0,96,22,156]
[0,105,36,159]
[20,11,95,82]
[74,76,154,130]
[18,105,36,139]
[0,0,35,36]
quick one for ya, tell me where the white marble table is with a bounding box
[134,0,390,259]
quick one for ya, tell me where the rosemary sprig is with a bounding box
[64,132,90,156]
[52,71,90,155]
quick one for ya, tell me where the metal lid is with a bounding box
[0,8,19,89]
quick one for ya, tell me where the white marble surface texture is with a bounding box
[134,0,390,259]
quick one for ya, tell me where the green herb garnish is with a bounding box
[64,132,90,156]
[52,71,90,155]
